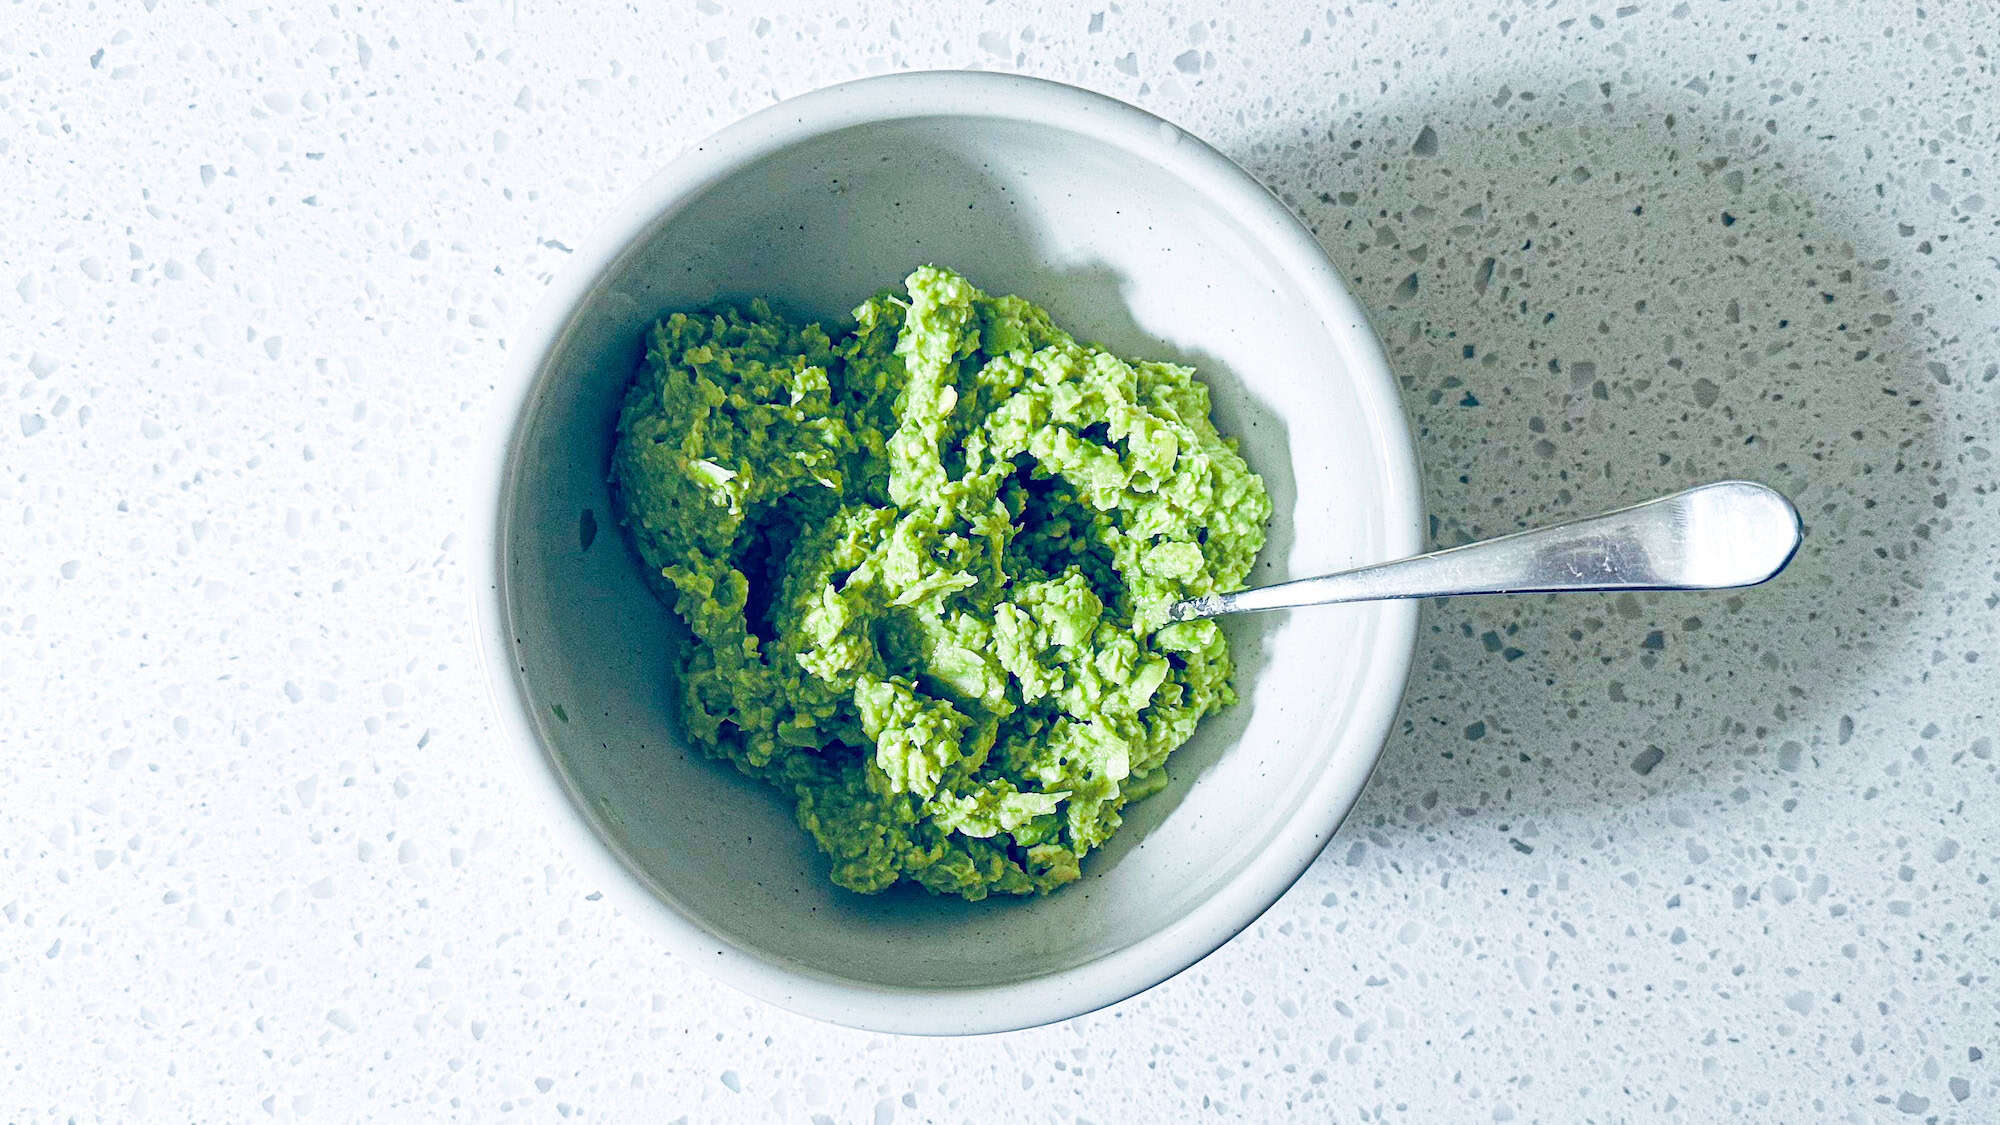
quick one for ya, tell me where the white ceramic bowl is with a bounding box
[473,71,1422,1035]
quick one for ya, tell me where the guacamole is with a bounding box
[612,266,1270,899]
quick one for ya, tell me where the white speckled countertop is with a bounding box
[4,0,1996,1120]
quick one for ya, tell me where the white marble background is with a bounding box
[3,0,1995,1120]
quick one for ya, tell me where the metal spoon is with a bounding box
[1167,480,1802,623]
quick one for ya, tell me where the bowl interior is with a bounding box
[502,111,1407,994]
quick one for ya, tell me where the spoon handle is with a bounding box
[1168,481,1802,622]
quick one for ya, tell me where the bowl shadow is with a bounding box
[1226,72,1948,833]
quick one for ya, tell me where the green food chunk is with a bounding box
[611,266,1270,900]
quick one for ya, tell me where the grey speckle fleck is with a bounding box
[1473,256,1496,295]
[1411,125,1439,157]
[1630,746,1665,775]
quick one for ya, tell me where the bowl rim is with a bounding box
[470,69,1424,1036]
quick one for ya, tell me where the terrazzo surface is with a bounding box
[4,0,1997,1120]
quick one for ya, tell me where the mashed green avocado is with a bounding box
[612,266,1269,900]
